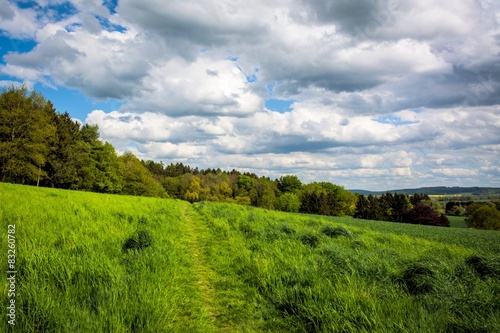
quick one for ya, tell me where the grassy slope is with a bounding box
[0,183,216,333]
[1,183,499,332]
[319,215,499,255]
[194,202,500,332]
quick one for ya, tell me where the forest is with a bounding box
[2,85,499,229]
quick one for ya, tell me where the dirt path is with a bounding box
[182,205,219,325]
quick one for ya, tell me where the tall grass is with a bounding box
[0,183,215,332]
[1,183,499,332]
[193,202,500,332]
[320,214,500,255]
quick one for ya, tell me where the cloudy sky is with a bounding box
[1,0,500,190]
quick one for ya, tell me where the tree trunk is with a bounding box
[37,165,41,187]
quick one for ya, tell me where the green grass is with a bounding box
[320,215,499,255]
[1,183,499,332]
[193,202,500,332]
[447,215,468,228]
[0,183,216,332]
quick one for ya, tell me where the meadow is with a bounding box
[446,215,468,229]
[1,182,499,332]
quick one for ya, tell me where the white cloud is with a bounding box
[2,0,500,190]
[85,102,500,190]
[432,168,479,177]
[123,57,262,116]
[0,1,38,38]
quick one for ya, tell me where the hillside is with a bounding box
[1,183,499,332]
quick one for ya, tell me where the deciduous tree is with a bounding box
[278,175,302,193]
[404,203,450,227]
[466,204,500,230]
[0,85,56,185]
[277,192,301,213]
[121,152,167,198]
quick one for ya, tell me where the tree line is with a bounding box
[0,85,165,197]
[354,193,450,227]
[446,201,500,230]
[142,162,358,216]
[0,85,461,228]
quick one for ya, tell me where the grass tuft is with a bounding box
[400,263,436,295]
[465,255,500,279]
[321,225,352,238]
[300,234,320,248]
[280,224,296,235]
[122,230,153,252]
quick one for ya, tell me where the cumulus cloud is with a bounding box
[86,103,500,189]
[0,1,38,38]
[122,57,262,116]
[1,0,500,190]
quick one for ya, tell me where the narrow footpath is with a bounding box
[182,205,221,328]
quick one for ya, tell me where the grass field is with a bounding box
[1,183,499,332]
[447,215,468,228]
[319,215,498,255]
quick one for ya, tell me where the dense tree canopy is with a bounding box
[121,152,167,198]
[278,175,302,193]
[1,86,124,193]
[354,193,448,227]
[0,85,56,185]
[299,182,356,216]
[465,203,500,230]
[404,203,450,227]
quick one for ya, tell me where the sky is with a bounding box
[1,0,500,191]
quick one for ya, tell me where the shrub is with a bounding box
[448,205,466,216]
[321,226,352,238]
[277,193,301,213]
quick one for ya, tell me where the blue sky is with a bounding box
[1,0,500,190]
[35,85,121,120]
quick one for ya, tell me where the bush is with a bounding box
[448,205,465,216]
[321,226,352,238]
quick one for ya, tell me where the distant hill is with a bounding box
[349,186,500,196]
